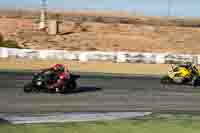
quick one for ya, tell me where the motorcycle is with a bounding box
[160,64,200,86]
[24,71,80,93]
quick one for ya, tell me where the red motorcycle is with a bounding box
[24,71,80,93]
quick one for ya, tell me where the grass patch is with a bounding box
[1,116,200,133]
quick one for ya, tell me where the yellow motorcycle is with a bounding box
[161,63,200,86]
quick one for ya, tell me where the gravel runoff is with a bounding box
[0,112,152,124]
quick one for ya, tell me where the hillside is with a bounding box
[1,10,200,54]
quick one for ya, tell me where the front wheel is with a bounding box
[160,75,172,84]
[24,83,34,93]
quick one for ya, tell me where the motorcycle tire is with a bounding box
[24,83,34,93]
[60,80,77,94]
[192,76,199,87]
[68,80,77,90]
[160,75,172,84]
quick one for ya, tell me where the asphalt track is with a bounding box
[1,71,200,113]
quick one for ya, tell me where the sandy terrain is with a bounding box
[0,10,200,54]
[0,58,170,75]
[1,11,200,74]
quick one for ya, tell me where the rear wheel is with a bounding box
[68,80,77,90]
[192,76,199,87]
[60,80,77,94]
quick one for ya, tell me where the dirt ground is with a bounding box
[0,58,170,75]
[1,12,200,54]
[0,11,200,74]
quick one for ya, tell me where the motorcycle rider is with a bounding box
[40,64,70,92]
[187,63,199,78]
[161,62,200,86]
[178,62,193,69]
[174,62,199,81]
[179,62,198,74]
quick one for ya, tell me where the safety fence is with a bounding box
[0,47,199,64]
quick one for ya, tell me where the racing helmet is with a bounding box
[51,64,65,73]
[184,62,192,69]
[186,62,192,66]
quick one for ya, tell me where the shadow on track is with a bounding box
[160,82,200,88]
[21,86,102,95]
[65,86,102,94]
[0,118,10,124]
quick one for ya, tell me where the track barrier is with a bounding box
[0,47,199,64]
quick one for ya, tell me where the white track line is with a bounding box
[0,112,152,124]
